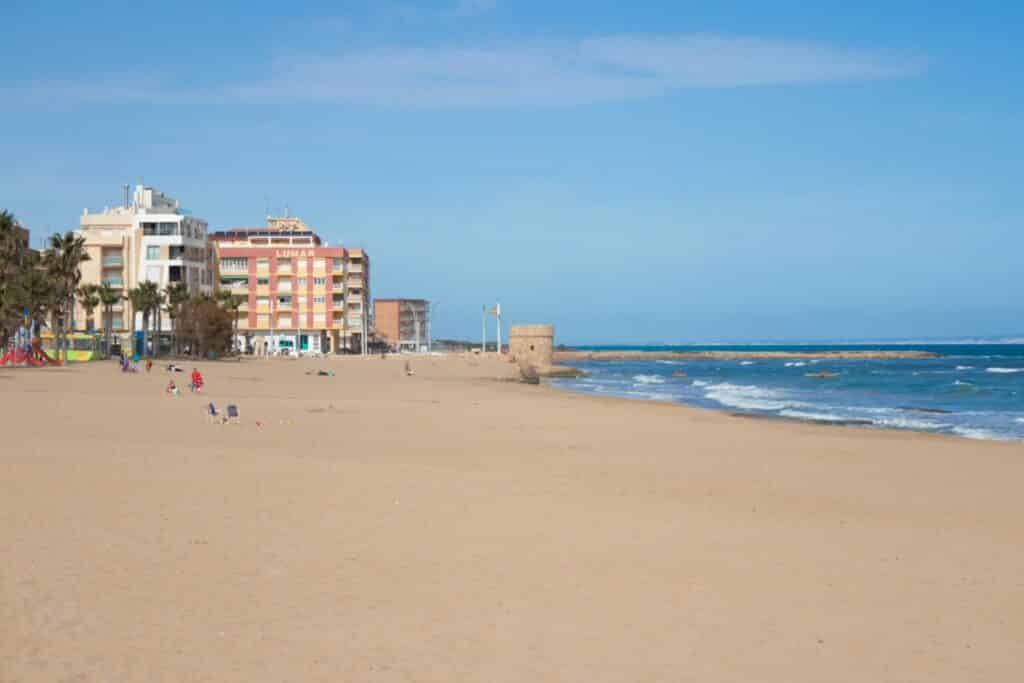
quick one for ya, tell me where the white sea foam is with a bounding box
[986,367,1024,374]
[784,361,807,367]
[871,416,949,431]
[692,380,709,387]
[655,360,683,365]
[952,426,1005,440]
[740,361,755,365]
[956,365,975,370]
[953,380,973,386]
[704,383,799,412]
[633,374,666,385]
[780,409,849,423]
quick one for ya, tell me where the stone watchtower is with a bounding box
[508,324,554,371]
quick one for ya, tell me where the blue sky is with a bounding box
[2,0,1021,343]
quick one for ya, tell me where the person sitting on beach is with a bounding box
[166,380,180,396]
[190,368,204,393]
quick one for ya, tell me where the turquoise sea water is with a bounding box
[549,345,1024,441]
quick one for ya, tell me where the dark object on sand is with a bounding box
[404,361,414,376]
[805,371,839,378]
[305,369,334,377]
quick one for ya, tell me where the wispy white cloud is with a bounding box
[8,34,924,108]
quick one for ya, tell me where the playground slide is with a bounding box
[33,348,61,366]
[0,347,61,366]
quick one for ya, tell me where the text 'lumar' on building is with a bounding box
[75,185,215,335]
[209,216,370,355]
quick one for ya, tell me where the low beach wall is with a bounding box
[554,349,939,362]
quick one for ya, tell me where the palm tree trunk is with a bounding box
[103,305,110,358]
[154,307,161,358]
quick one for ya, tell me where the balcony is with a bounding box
[101,278,124,288]
[348,263,364,274]
[102,256,123,267]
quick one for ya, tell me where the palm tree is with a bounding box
[10,251,55,341]
[0,210,28,343]
[76,283,100,333]
[150,285,166,358]
[136,280,161,357]
[165,283,188,356]
[43,231,90,362]
[126,286,147,358]
[0,210,26,278]
[97,283,121,358]
[216,289,242,354]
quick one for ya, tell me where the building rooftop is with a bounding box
[209,228,324,245]
[80,184,194,218]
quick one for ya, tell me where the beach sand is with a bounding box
[2,355,1022,681]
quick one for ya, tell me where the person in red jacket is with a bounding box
[190,368,204,393]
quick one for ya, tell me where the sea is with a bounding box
[549,345,1024,442]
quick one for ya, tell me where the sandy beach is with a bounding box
[2,355,1022,682]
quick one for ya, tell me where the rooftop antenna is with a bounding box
[123,184,129,209]
[284,203,290,218]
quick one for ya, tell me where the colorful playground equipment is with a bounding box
[39,331,101,362]
[2,316,104,366]
[0,339,61,366]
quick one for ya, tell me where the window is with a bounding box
[297,277,307,287]
[169,246,185,260]
[256,296,269,306]
[111,317,123,329]
[313,313,326,325]
[256,258,269,268]
[332,258,344,271]
[313,277,326,286]
[297,296,308,306]
[221,257,247,270]
[277,258,292,269]
[276,296,292,306]
[277,316,292,328]
[257,315,269,326]
[313,295,325,305]
[257,278,269,286]
[147,246,159,260]
[314,258,326,270]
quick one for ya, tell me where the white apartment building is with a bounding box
[76,185,214,338]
